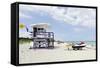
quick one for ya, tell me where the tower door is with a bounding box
[33,27,37,37]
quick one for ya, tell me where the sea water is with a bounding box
[66,41,96,47]
[85,41,96,47]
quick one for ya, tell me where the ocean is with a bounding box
[66,41,96,46]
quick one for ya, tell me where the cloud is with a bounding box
[19,12,32,19]
[19,5,96,28]
[51,7,96,28]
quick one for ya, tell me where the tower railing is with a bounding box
[33,32,54,39]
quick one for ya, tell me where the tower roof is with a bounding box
[30,23,50,29]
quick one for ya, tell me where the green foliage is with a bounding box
[19,38,32,44]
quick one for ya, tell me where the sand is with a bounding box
[19,42,96,64]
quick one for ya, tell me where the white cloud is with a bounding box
[19,12,32,19]
[19,5,96,28]
[52,8,96,28]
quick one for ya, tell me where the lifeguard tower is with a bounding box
[30,23,54,49]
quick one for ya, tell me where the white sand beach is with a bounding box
[19,42,96,64]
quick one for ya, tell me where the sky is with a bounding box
[19,4,96,41]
